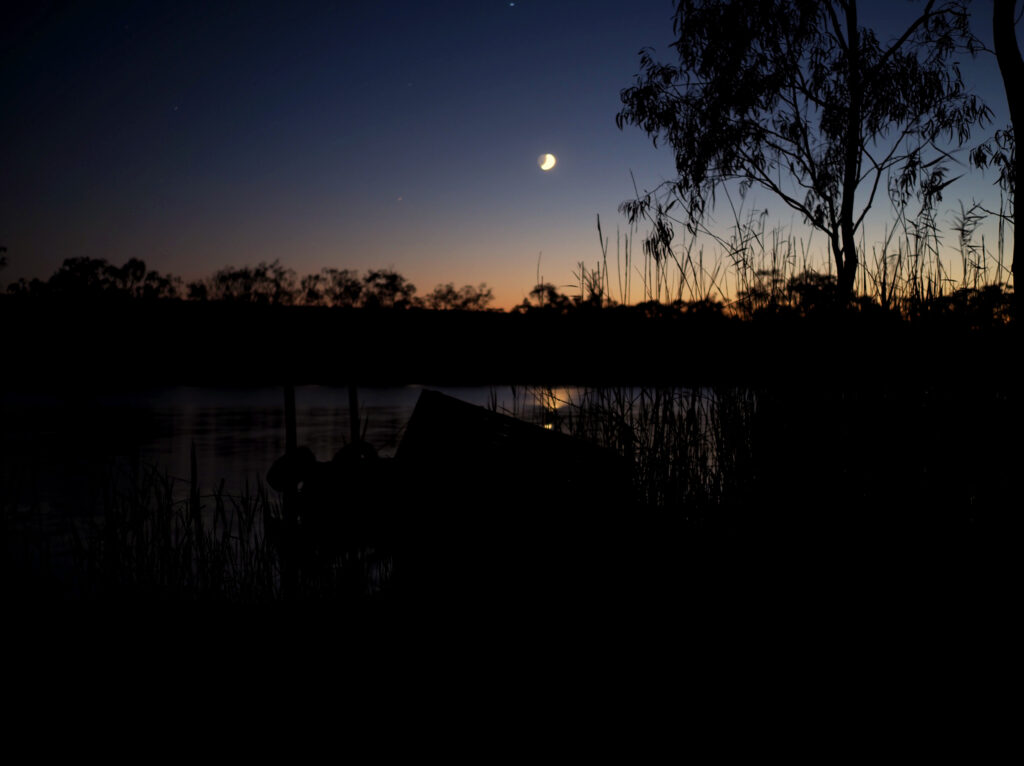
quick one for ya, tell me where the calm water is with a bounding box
[1,385,570,507]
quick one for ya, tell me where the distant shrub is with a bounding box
[425,282,494,311]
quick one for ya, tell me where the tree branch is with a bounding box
[877,0,940,68]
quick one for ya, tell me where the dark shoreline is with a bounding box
[5,297,1020,606]
[3,298,1017,389]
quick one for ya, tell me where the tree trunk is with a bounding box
[993,0,1023,317]
[839,3,862,301]
[830,229,844,289]
[349,383,360,445]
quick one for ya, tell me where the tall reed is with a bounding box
[57,459,282,601]
[509,385,757,528]
[580,193,1013,318]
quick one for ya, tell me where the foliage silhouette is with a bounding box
[5,256,182,299]
[425,282,494,311]
[515,282,574,313]
[194,259,298,305]
[361,269,418,309]
[4,257,503,315]
[299,268,364,307]
[617,0,992,299]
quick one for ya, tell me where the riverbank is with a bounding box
[2,297,1017,387]
[3,380,1019,605]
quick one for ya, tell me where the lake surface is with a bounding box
[0,385,572,509]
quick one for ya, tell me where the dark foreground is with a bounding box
[3,289,1019,626]
[4,387,1018,621]
[3,297,1017,386]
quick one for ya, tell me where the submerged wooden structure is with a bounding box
[396,389,631,513]
[270,389,636,605]
[396,389,636,604]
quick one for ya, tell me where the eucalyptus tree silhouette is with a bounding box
[425,282,494,310]
[299,267,364,307]
[20,256,182,299]
[516,282,573,312]
[200,259,297,304]
[990,0,1021,313]
[361,269,417,309]
[617,0,992,301]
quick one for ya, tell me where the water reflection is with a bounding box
[0,385,564,506]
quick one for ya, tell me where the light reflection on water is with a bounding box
[1,385,570,505]
[1,384,736,525]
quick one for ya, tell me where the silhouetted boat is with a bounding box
[396,389,632,513]
[268,389,636,604]
[397,389,637,604]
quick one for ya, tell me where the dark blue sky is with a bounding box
[1,1,1015,307]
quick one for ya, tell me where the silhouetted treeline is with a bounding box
[4,256,495,311]
[3,254,1017,327]
[5,257,182,301]
[3,291,1016,390]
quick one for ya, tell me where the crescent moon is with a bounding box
[538,153,557,171]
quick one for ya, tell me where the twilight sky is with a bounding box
[1,1,1016,308]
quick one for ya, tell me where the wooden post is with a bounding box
[349,383,360,445]
[189,440,201,543]
[284,384,297,454]
[282,384,298,599]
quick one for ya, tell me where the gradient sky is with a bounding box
[1,1,1017,308]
